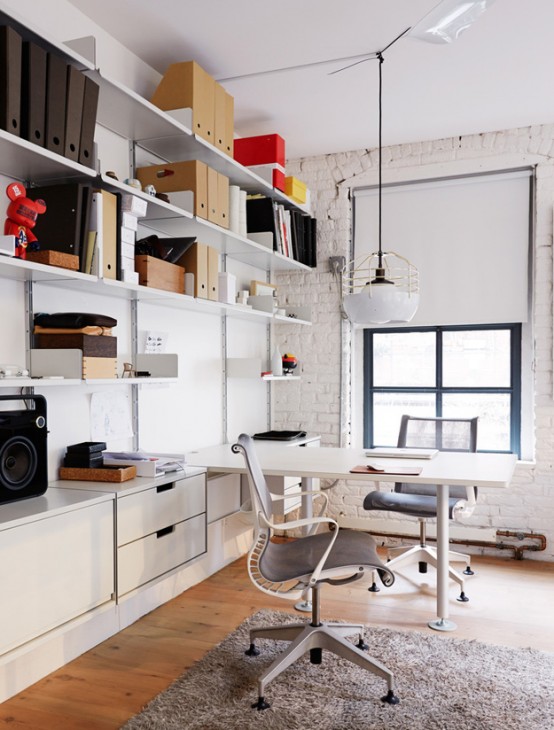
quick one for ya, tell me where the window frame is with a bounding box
[363,323,522,456]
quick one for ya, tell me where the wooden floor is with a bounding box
[1,553,553,729]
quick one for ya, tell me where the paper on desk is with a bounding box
[103,451,186,477]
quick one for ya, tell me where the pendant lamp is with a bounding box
[342,52,419,325]
[409,0,496,45]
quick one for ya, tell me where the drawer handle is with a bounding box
[156,525,175,538]
[156,483,175,494]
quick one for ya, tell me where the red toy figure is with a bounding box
[4,182,47,259]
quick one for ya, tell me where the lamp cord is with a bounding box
[377,51,383,268]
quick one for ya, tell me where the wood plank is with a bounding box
[0,555,553,728]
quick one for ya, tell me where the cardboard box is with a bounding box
[135,255,185,293]
[207,245,219,301]
[26,250,79,270]
[234,133,285,167]
[207,165,218,225]
[285,176,308,204]
[214,83,234,156]
[136,160,208,219]
[217,172,229,228]
[150,61,216,143]
[82,356,118,379]
[176,242,208,299]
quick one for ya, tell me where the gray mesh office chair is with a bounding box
[232,433,399,711]
[363,416,478,602]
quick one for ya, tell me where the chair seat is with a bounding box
[260,529,393,586]
[363,490,461,519]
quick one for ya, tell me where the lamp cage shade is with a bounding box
[342,251,420,325]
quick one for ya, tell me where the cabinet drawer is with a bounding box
[207,473,241,523]
[117,513,206,596]
[0,501,114,655]
[117,474,206,546]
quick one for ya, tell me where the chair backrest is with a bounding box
[232,433,273,529]
[395,416,478,499]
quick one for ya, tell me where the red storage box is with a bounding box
[234,133,285,168]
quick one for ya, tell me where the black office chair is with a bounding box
[363,416,478,602]
[232,433,399,711]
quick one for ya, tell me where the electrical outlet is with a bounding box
[329,256,346,273]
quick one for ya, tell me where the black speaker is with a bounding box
[0,394,48,504]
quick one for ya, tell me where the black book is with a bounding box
[78,185,93,272]
[45,52,67,155]
[309,216,317,268]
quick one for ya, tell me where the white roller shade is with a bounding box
[353,170,531,326]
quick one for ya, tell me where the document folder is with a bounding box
[64,65,85,161]
[21,40,47,146]
[45,52,67,155]
[78,75,99,167]
[0,25,22,137]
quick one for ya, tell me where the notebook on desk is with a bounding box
[364,447,439,460]
[351,463,423,476]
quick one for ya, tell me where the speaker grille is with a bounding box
[0,436,38,491]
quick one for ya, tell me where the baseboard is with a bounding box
[336,515,497,543]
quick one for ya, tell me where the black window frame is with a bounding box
[363,323,521,456]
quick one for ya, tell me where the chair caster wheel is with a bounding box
[252,696,270,711]
[245,643,260,656]
[356,639,369,651]
[457,591,469,603]
[381,689,400,705]
[368,582,380,593]
[463,566,474,575]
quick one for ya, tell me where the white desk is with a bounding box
[187,444,517,631]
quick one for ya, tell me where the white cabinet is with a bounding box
[0,489,114,656]
[116,473,207,595]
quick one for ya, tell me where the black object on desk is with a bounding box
[253,430,307,441]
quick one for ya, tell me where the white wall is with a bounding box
[275,128,554,562]
[0,0,270,481]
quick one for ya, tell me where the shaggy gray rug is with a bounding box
[121,609,554,730]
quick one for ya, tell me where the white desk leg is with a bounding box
[428,483,457,632]
[295,476,314,613]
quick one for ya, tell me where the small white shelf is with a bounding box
[262,375,301,381]
[0,129,97,185]
[0,254,98,286]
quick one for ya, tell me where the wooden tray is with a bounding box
[59,465,137,482]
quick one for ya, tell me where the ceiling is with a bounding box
[67,0,554,160]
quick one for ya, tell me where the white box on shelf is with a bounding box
[120,227,135,245]
[121,212,138,230]
[121,194,148,217]
[121,242,135,259]
[121,269,139,284]
[0,235,15,256]
[218,272,236,304]
[184,272,195,297]
[119,255,135,272]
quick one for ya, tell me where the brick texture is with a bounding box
[273,124,554,561]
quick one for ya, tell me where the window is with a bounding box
[363,324,521,455]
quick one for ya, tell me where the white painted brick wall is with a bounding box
[274,124,554,562]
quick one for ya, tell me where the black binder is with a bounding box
[78,185,93,272]
[78,75,99,167]
[0,25,22,137]
[31,183,85,258]
[45,52,67,155]
[64,65,85,161]
[21,40,47,146]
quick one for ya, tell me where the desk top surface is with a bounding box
[187,443,517,488]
